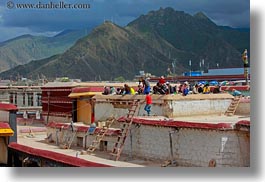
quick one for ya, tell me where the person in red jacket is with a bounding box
[158,76,166,85]
[144,93,152,116]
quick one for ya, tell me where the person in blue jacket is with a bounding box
[231,89,242,96]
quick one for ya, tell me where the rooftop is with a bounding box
[16,112,250,167]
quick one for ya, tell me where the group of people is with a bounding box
[101,76,244,116]
[152,76,221,96]
[102,77,151,96]
[102,77,152,116]
[102,76,242,97]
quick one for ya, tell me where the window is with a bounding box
[14,93,17,105]
[28,93,34,106]
[37,93,42,106]
[22,93,25,106]
[9,93,13,104]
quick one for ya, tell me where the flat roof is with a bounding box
[93,93,234,101]
[119,115,250,130]
[8,142,112,167]
[42,81,141,88]
[17,111,250,167]
[0,122,14,136]
[0,103,18,111]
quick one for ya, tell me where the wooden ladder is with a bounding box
[84,117,116,154]
[110,100,139,161]
[225,96,242,116]
[59,125,77,149]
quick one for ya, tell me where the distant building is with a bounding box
[0,86,42,113]
[203,67,250,76]
[149,67,250,83]
[183,71,203,76]
[0,80,11,87]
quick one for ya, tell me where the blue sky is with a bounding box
[0,0,250,42]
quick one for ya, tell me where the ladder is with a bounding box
[110,100,139,161]
[84,117,116,154]
[59,124,77,149]
[225,96,242,116]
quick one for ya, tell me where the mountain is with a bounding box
[127,7,249,68]
[0,29,90,72]
[1,22,190,80]
[0,7,250,81]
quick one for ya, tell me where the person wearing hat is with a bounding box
[159,76,166,85]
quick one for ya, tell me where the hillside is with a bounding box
[127,7,249,69]
[1,22,190,80]
[0,29,89,72]
[0,7,250,81]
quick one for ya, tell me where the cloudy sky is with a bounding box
[0,0,250,42]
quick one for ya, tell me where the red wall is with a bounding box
[41,87,73,116]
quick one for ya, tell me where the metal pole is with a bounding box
[189,60,192,76]
[56,129,59,146]
[169,128,179,166]
[244,67,248,85]
[169,132,173,162]
[46,91,50,124]
[9,111,17,143]
[202,59,205,72]
[242,49,249,85]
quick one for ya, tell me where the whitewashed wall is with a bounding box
[168,100,231,117]
[47,124,250,167]
[235,101,250,115]
[0,111,9,121]
[95,99,231,119]
[121,125,250,167]
[95,103,163,121]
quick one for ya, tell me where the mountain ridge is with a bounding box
[0,7,250,81]
[0,28,90,72]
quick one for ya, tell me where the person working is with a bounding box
[144,93,152,116]
[231,89,242,96]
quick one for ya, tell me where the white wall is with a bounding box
[236,101,250,115]
[95,103,164,121]
[122,125,250,167]
[47,124,250,167]
[94,98,232,119]
[168,99,231,117]
[0,111,9,121]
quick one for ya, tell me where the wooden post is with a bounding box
[242,49,249,85]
